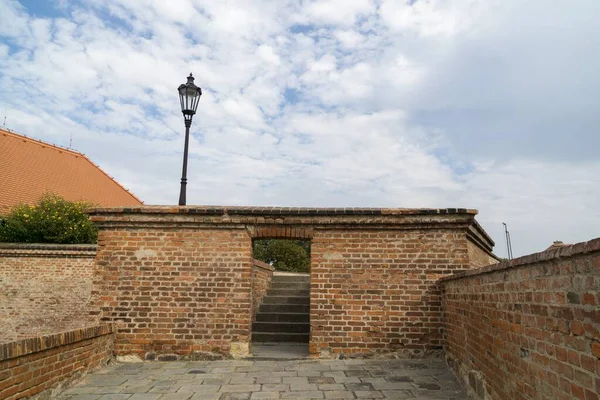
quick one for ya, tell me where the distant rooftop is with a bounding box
[0,128,143,212]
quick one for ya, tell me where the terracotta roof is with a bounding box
[0,128,143,212]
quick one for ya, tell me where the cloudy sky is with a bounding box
[1,0,599,257]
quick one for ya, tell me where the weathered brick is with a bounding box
[442,237,600,400]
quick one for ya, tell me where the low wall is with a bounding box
[0,325,114,400]
[442,238,600,400]
[0,243,97,343]
[88,206,494,359]
[251,259,274,320]
[90,227,253,359]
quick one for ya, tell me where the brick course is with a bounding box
[0,324,114,400]
[0,244,97,343]
[442,237,600,400]
[88,206,494,359]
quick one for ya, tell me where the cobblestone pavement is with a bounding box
[58,359,467,400]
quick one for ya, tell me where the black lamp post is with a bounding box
[177,73,202,205]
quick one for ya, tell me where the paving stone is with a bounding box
[256,376,282,384]
[318,384,345,391]
[354,391,384,398]
[65,395,102,400]
[379,390,415,399]
[332,377,361,384]
[158,394,193,400]
[345,383,374,391]
[308,377,335,384]
[280,391,324,399]
[129,395,162,400]
[85,377,128,387]
[94,387,129,394]
[229,377,256,385]
[289,383,318,391]
[359,378,386,385]
[386,377,413,383]
[323,391,355,399]
[414,383,440,390]
[344,371,370,378]
[179,384,220,393]
[147,387,176,394]
[189,394,220,400]
[282,377,308,384]
[261,384,288,391]
[98,395,132,400]
[219,393,251,400]
[371,382,414,391]
[297,370,325,377]
[250,393,281,399]
[219,385,262,393]
[63,386,103,395]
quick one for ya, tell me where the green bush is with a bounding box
[0,194,98,244]
[253,239,310,273]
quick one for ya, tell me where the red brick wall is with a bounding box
[88,206,494,359]
[467,240,499,269]
[251,259,274,320]
[91,228,253,359]
[0,325,114,400]
[310,229,471,358]
[0,244,97,343]
[442,238,600,400]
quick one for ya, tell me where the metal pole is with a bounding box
[178,119,192,205]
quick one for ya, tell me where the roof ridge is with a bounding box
[0,127,143,205]
[0,127,84,158]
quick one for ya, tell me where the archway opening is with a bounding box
[250,238,311,358]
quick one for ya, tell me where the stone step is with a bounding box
[259,304,310,314]
[255,312,309,323]
[271,275,310,284]
[267,289,310,297]
[252,332,309,343]
[269,282,310,290]
[261,296,309,305]
[252,321,310,334]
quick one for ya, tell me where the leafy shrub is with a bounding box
[253,239,310,273]
[0,194,98,244]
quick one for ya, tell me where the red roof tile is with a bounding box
[0,128,143,212]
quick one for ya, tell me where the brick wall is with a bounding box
[251,259,274,321]
[90,228,253,359]
[310,229,471,358]
[88,206,495,359]
[467,240,499,269]
[442,238,600,400]
[0,243,97,343]
[0,324,114,400]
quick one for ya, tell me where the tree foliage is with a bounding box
[253,239,311,273]
[0,194,98,244]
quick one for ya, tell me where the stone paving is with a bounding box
[57,359,467,400]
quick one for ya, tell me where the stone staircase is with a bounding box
[252,272,310,343]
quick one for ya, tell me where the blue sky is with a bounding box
[0,0,599,257]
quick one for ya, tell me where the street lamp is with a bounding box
[177,73,202,205]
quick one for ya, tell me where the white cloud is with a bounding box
[0,0,598,256]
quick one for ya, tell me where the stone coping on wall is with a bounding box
[252,258,275,272]
[0,243,97,257]
[0,324,114,361]
[440,236,600,282]
[89,205,479,216]
[87,205,488,235]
